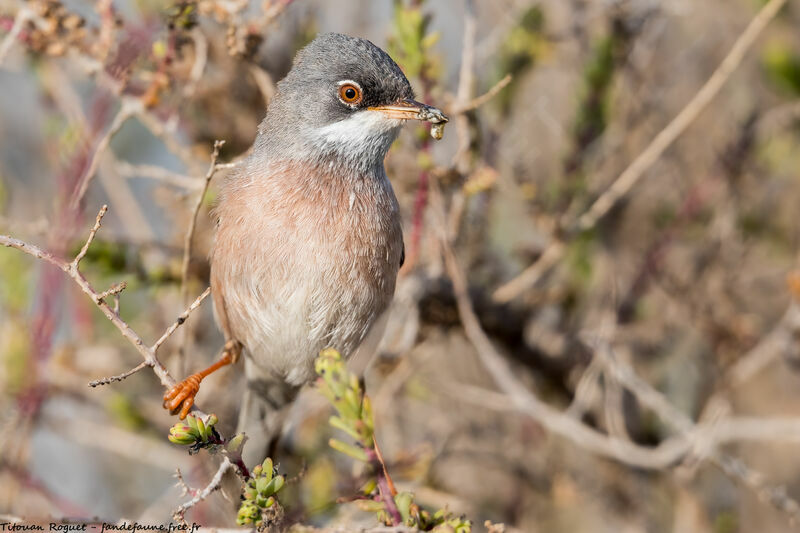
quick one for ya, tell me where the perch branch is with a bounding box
[0,205,210,395]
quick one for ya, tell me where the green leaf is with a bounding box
[328,438,368,462]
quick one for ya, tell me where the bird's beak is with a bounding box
[369,99,449,124]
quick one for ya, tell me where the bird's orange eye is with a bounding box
[338,83,363,105]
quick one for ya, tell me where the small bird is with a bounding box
[163,32,447,463]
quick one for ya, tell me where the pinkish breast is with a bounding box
[210,159,403,385]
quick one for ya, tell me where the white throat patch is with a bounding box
[310,110,403,164]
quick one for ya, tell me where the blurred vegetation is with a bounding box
[2,0,800,532]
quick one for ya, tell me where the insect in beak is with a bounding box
[369,99,449,139]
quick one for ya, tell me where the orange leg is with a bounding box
[163,340,242,419]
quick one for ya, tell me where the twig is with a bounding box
[88,361,150,387]
[429,180,688,468]
[115,160,201,190]
[583,336,800,523]
[95,281,127,303]
[172,456,233,520]
[0,205,196,393]
[73,205,108,267]
[153,286,212,352]
[0,7,31,66]
[69,100,141,210]
[175,468,192,497]
[183,28,209,98]
[575,0,786,232]
[492,0,788,304]
[715,455,800,522]
[135,105,203,173]
[725,303,800,388]
[249,63,276,106]
[451,74,512,115]
[451,0,477,173]
[177,140,225,374]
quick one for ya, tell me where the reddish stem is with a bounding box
[366,447,402,525]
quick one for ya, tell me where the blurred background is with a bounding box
[2,0,800,531]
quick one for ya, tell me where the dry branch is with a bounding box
[172,457,233,521]
[492,0,788,304]
[69,100,141,210]
[177,140,225,374]
[0,7,32,65]
[0,205,211,395]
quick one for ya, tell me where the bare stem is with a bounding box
[177,140,225,374]
[153,286,212,353]
[492,0,788,304]
[88,361,152,387]
[72,205,108,269]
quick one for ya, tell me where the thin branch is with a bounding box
[0,7,31,66]
[183,27,209,98]
[0,206,190,392]
[172,456,233,520]
[575,0,787,232]
[153,286,212,352]
[134,104,203,173]
[94,281,126,303]
[88,361,151,387]
[177,140,225,373]
[174,468,192,497]
[72,205,108,268]
[492,0,787,304]
[451,0,477,173]
[451,74,512,115]
[429,179,689,469]
[69,100,141,210]
[249,63,276,106]
[115,160,201,190]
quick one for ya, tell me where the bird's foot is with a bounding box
[163,340,242,419]
[163,373,203,419]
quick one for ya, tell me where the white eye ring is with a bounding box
[337,79,364,107]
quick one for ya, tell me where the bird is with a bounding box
[162,32,447,464]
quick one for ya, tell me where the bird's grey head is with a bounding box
[255,33,446,174]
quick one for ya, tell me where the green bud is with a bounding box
[186,414,199,432]
[195,417,207,441]
[264,474,285,496]
[168,423,198,445]
[226,432,245,453]
[261,457,274,480]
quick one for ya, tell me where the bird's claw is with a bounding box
[163,373,202,419]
